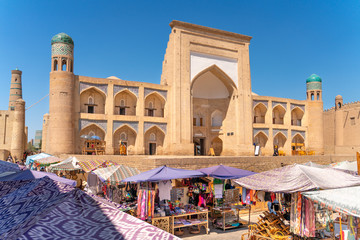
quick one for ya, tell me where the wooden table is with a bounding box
[213,206,251,231]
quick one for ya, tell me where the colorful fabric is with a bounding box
[235,164,360,193]
[0,177,178,240]
[25,153,51,166]
[302,186,360,218]
[0,160,20,174]
[34,156,62,166]
[93,165,140,185]
[77,159,117,172]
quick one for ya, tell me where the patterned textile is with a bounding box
[93,165,140,185]
[25,153,51,166]
[0,160,20,174]
[234,164,360,193]
[0,177,178,240]
[302,186,360,218]
[78,159,117,172]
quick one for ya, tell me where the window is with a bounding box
[15,78,17,82]
[120,108,126,115]
[150,133,156,141]
[200,117,203,126]
[317,92,320,100]
[311,93,314,101]
[61,59,67,71]
[120,132,127,141]
[88,106,94,113]
[88,97,93,104]
[351,117,355,126]
[193,118,196,126]
[148,109,154,116]
[54,60,58,71]
[120,99,125,107]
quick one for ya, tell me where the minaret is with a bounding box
[47,33,75,155]
[11,99,25,160]
[9,69,22,110]
[306,74,324,154]
[335,95,344,147]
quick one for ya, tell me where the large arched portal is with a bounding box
[191,65,236,156]
[291,107,304,126]
[292,133,305,155]
[114,90,137,115]
[254,103,267,123]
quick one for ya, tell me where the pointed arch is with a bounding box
[254,131,268,148]
[114,89,137,115]
[291,107,304,126]
[191,64,237,92]
[80,87,106,114]
[273,131,287,148]
[272,105,286,124]
[211,109,223,127]
[254,103,267,123]
[144,92,165,117]
[144,125,165,155]
[113,124,137,154]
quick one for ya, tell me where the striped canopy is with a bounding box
[93,165,140,185]
[77,159,117,172]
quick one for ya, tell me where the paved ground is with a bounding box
[180,213,260,240]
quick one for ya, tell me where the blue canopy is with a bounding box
[25,153,51,166]
[198,164,256,179]
[0,169,76,186]
[0,160,20,174]
[122,165,206,183]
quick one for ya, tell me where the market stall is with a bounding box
[32,156,62,170]
[25,153,51,168]
[302,186,360,239]
[198,164,255,231]
[234,164,360,239]
[122,165,210,235]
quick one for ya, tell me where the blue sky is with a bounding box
[1,1,360,140]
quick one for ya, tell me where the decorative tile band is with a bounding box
[79,119,107,133]
[80,82,108,96]
[290,104,305,112]
[253,100,268,108]
[113,121,138,133]
[144,88,167,100]
[306,82,322,90]
[291,130,305,139]
[144,122,167,134]
[253,128,269,137]
[113,85,139,98]
[273,129,288,138]
[272,101,287,110]
[52,43,73,56]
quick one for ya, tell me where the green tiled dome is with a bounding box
[51,33,74,45]
[306,74,322,83]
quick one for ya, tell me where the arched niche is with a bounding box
[211,110,223,127]
[254,131,268,148]
[291,107,304,126]
[80,87,106,114]
[273,105,286,124]
[210,137,223,156]
[254,103,267,123]
[292,133,305,151]
[144,92,165,117]
[273,132,287,149]
[144,126,165,155]
[113,125,137,155]
[114,90,137,115]
[79,124,106,150]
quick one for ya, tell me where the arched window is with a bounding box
[70,60,73,72]
[150,133,156,141]
[317,92,320,100]
[88,96,94,113]
[338,102,342,109]
[120,99,125,107]
[61,59,67,71]
[311,93,314,101]
[88,96,93,104]
[120,132,127,141]
[15,78,17,82]
[148,101,154,116]
[54,59,58,71]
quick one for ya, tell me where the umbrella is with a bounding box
[0,169,76,186]
[80,134,90,139]
[90,135,101,140]
[25,153,52,166]
[198,164,255,179]
[93,165,140,185]
[122,165,206,183]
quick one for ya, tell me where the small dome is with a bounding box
[306,74,322,83]
[51,33,74,45]
[335,95,343,100]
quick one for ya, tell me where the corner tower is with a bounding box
[306,74,324,154]
[9,69,22,110]
[47,33,75,155]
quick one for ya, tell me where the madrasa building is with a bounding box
[41,20,325,157]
